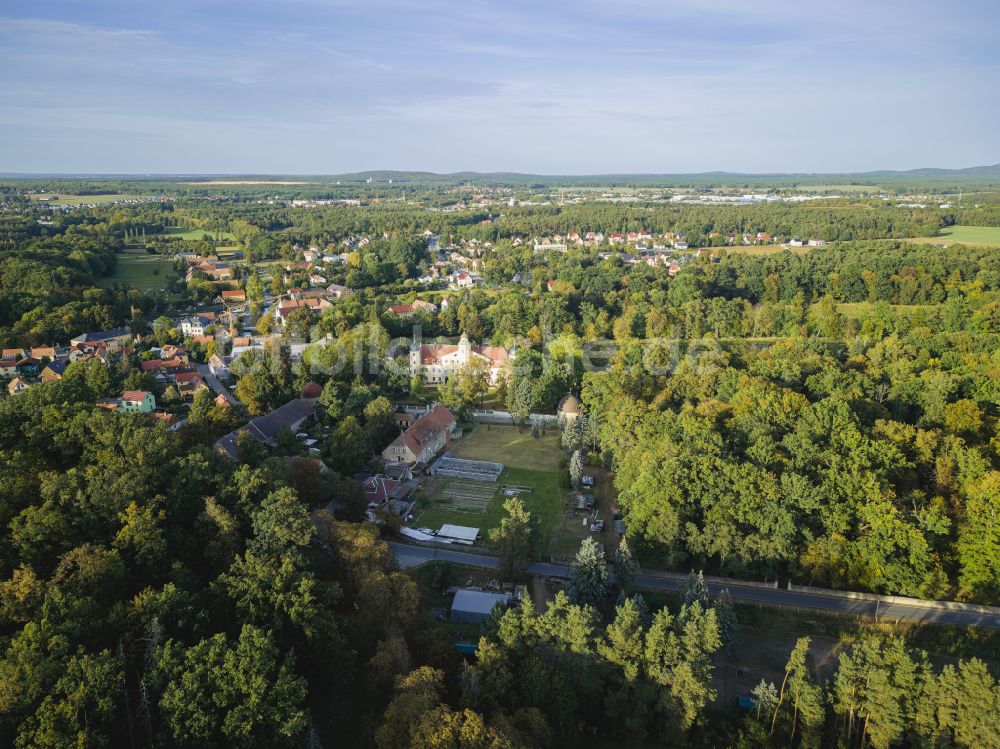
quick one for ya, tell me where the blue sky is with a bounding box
[1,0,997,174]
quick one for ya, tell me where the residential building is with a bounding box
[38,360,67,382]
[326,283,353,298]
[7,377,31,395]
[120,390,156,413]
[179,316,212,337]
[70,327,132,354]
[208,353,230,378]
[219,289,246,304]
[381,404,456,464]
[215,395,320,459]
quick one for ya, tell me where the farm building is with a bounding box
[450,590,511,625]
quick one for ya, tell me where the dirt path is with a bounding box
[530,575,554,614]
[592,467,619,558]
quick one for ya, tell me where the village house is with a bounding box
[120,390,156,414]
[274,297,332,325]
[70,327,132,354]
[409,332,510,385]
[7,376,31,395]
[389,304,414,318]
[215,390,321,459]
[38,360,67,382]
[381,404,456,465]
[449,272,476,289]
[326,283,353,299]
[30,346,56,361]
[411,299,438,314]
[179,316,212,338]
[219,289,246,305]
[208,353,230,379]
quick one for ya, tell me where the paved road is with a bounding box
[195,364,240,405]
[388,542,1000,630]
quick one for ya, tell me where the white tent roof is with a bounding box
[438,524,481,542]
[452,589,511,616]
[400,527,442,543]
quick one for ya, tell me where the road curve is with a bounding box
[387,542,1000,630]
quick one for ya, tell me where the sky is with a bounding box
[0,0,998,174]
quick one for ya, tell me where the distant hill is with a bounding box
[3,164,999,190]
[262,165,1000,190]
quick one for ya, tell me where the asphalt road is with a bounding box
[388,542,1000,630]
[195,363,240,405]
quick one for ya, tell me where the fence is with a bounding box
[392,403,561,428]
[471,409,560,428]
[786,582,1000,616]
[636,568,780,591]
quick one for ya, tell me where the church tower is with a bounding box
[458,331,471,365]
[409,337,421,372]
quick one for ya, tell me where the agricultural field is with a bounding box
[906,224,1000,246]
[805,183,882,193]
[162,226,237,241]
[30,193,136,206]
[412,425,566,550]
[100,246,178,291]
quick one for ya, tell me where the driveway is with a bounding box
[195,363,240,405]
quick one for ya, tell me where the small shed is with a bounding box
[450,589,512,625]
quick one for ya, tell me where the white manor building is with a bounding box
[409,332,510,385]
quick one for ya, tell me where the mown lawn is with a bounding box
[452,424,562,471]
[100,248,178,291]
[163,227,236,241]
[906,225,1000,247]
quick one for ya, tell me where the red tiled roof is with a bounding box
[122,390,151,403]
[475,346,509,363]
[418,344,458,365]
[401,405,455,455]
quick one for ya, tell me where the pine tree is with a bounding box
[832,636,918,749]
[681,570,709,608]
[488,498,533,580]
[752,679,778,721]
[569,450,583,489]
[614,537,636,595]
[630,593,651,628]
[715,589,737,656]
[771,637,824,745]
[568,537,607,608]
